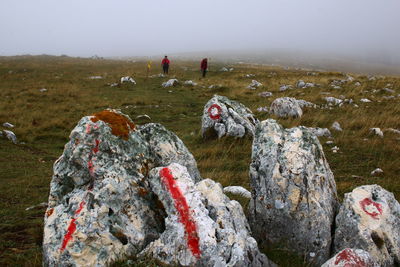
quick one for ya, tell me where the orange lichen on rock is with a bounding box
[91,110,135,140]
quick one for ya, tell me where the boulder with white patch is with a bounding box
[334,185,400,266]
[141,163,275,267]
[43,110,201,266]
[321,248,378,267]
[248,119,338,265]
[269,97,303,118]
[201,95,258,139]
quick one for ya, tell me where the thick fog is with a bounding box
[1,0,400,66]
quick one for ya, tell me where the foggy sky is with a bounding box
[1,0,400,64]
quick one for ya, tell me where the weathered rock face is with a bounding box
[141,163,275,267]
[334,185,400,266]
[321,248,378,267]
[43,110,200,266]
[201,95,258,139]
[269,97,303,118]
[248,119,338,265]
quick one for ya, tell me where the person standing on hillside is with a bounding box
[161,56,170,75]
[200,58,208,78]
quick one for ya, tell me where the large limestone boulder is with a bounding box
[322,248,378,267]
[141,163,275,267]
[248,119,338,265]
[334,185,400,266]
[43,110,200,266]
[269,97,303,118]
[201,95,258,139]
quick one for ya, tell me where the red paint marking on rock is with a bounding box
[360,198,383,219]
[159,167,201,258]
[86,123,92,134]
[93,139,100,154]
[208,104,222,120]
[334,248,367,267]
[60,201,86,251]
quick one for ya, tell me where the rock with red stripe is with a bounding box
[142,163,276,267]
[321,248,378,267]
[43,110,201,266]
[334,185,400,266]
[201,95,258,139]
[248,119,339,265]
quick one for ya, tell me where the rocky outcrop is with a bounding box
[43,109,272,266]
[43,110,201,266]
[269,97,303,118]
[334,185,400,266]
[249,119,338,265]
[141,163,275,267]
[201,95,258,139]
[321,248,378,267]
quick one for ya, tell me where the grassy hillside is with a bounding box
[0,56,399,266]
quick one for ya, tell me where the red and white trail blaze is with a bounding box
[359,197,383,219]
[60,137,101,251]
[60,201,86,251]
[334,248,367,267]
[208,104,222,120]
[159,167,201,258]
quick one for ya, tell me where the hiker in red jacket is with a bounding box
[161,56,170,74]
[200,58,208,78]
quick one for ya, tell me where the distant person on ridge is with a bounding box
[200,58,208,78]
[161,56,170,75]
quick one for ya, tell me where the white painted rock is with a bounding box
[162,79,179,88]
[334,185,400,266]
[201,95,258,139]
[3,130,17,144]
[270,97,303,118]
[249,119,338,265]
[120,76,136,84]
[43,110,201,266]
[369,128,384,138]
[141,163,275,267]
[331,121,343,132]
[321,248,378,267]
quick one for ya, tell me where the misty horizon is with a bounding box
[1,0,400,67]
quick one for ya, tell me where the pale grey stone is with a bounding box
[201,95,258,139]
[162,79,179,87]
[258,91,273,97]
[270,97,303,118]
[307,127,332,137]
[3,130,17,144]
[331,121,343,132]
[223,186,251,199]
[120,76,136,84]
[2,122,14,128]
[334,185,400,266]
[371,168,383,176]
[369,128,383,138]
[142,163,275,267]
[249,119,338,265]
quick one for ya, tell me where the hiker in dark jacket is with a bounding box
[161,56,170,74]
[200,58,208,78]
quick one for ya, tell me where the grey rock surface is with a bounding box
[307,127,332,137]
[142,163,275,267]
[321,248,378,267]
[120,76,136,84]
[43,110,201,266]
[162,79,179,87]
[201,95,258,139]
[334,185,400,266]
[270,97,303,118]
[331,121,343,132]
[249,119,338,265]
[3,130,17,144]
